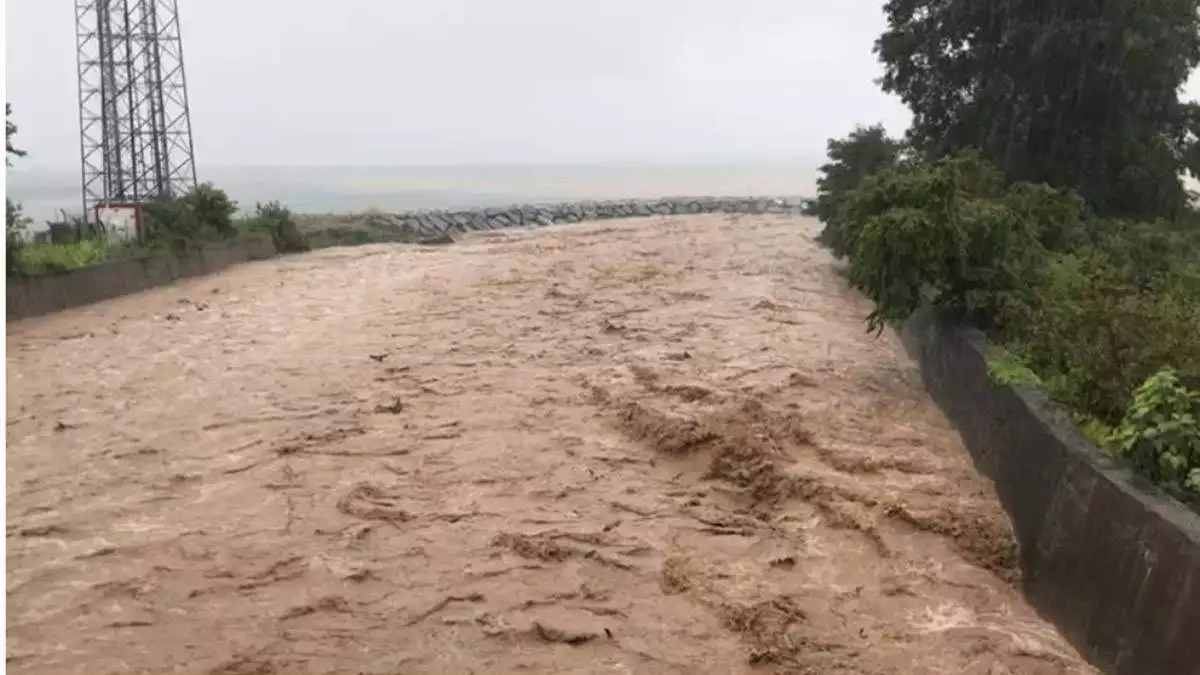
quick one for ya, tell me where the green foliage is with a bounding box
[1076,414,1116,449]
[141,197,203,250]
[814,146,1200,503]
[986,349,1043,387]
[140,183,240,250]
[6,103,26,165]
[1082,217,1200,287]
[7,103,29,275]
[183,182,238,238]
[1005,254,1200,423]
[6,182,306,276]
[7,198,29,236]
[844,152,1044,333]
[1109,368,1200,505]
[8,197,113,278]
[1002,183,1088,252]
[816,0,1200,505]
[13,239,111,275]
[808,125,905,255]
[875,0,1200,220]
[7,198,30,276]
[245,201,310,253]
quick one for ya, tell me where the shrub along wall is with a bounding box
[901,307,1200,675]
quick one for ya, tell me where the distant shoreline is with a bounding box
[7,162,823,227]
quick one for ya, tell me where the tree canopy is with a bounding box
[875,0,1200,219]
[6,103,26,165]
[807,125,905,224]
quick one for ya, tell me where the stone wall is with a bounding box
[349,196,808,239]
[7,236,277,321]
[900,307,1200,675]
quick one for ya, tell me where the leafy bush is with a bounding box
[6,183,306,276]
[182,182,238,238]
[7,198,29,274]
[986,348,1043,387]
[141,184,240,250]
[245,201,310,253]
[7,200,29,276]
[808,125,904,256]
[1109,368,1200,505]
[13,239,111,275]
[1002,183,1088,253]
[141,196,202,250]
[1081,217,1200,290]
[1004,255,1200,423]
[6,239,18,276]
[844,152,1044,332]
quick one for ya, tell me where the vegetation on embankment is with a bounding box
[810,0,1200,507]
[6,185,310,277]
[5,104,309,277]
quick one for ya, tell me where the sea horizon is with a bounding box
[5,161,822,227]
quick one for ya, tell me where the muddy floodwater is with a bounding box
[6,215,1097,674]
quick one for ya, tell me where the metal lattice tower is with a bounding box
[74,0,197,218]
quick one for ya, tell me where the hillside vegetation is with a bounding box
[811,0,1200,506]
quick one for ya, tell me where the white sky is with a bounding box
[7,1,1200,170]
[7,0,915,168]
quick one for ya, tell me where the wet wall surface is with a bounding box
[901,308,1200,675]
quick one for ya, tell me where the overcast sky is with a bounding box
[6,0,924,169]
[10,1,1200,171]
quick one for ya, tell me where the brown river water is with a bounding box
[5,214,1097,674]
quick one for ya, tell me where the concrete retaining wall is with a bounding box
[900,307,1200,675]
[7,236,277,321]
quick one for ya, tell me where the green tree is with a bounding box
[182,182,239,238]
[6,103,26,165]
[845,152,1047,333]
[808,124,905,256]
[875,0,1200,219]
[139,183,240,248]
[7,199,32,276]
[7,103,29,275]
[248,201,310,253]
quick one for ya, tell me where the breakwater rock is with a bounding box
[341,196,810,239]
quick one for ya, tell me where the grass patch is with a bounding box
[986,348,1043,387]
[14,239,111,275]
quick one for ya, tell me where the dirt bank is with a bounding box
[5,214,1096,674]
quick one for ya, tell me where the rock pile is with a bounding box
[352,196,808,239]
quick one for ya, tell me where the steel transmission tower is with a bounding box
[74,0,197,219]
